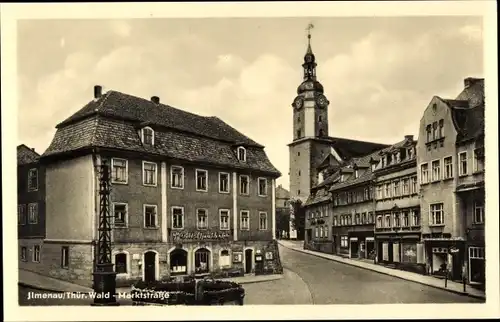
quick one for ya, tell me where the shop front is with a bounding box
[348,231,374,259]
[375,233,424,273]
[422,237,466,281]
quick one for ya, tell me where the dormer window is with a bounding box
[354,169,359,179]
[237,146,246,162]
[318,172,324,184]
[141,127,154,146]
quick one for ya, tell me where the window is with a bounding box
[220,209,230,230]
[412,210,420,226]
[430,203,444,225]
[258,178,268,196]
[141,127,154,146]
[376,185,383,199]
[61,246,69,268]
[333,216,338,226]
[393,213,400,227]
[240,210,250,230]
[354,213,360,225]
[459,152,468,176]
[340,236,348,248]
[402,178,409,195]
[420,163,429,184]
[33,245,40,262]
[438,119,444,138]
[220,250,231,267]
[473,148,484,172]
[376,215,383,228]
[319,227,323,238]
[111,158,128,184]
[197,209,208,229]
[171,166,184,189]
[411,176,418,194]
[315,227,319,238]
[239,175,249,195]
[431,160,441,181]
[408,147,414,159]
[393,180,400,197]
[364,187,370,200]
[385,214,391,228]
[142,161,157,186]
[144,205,158,228]
[237,146,246,162]
[385,183,391,198]
[172,207,184,229]
[402,212,409,227]
[18,204,26,225]
[20,247,27,261]
[361,212,367,224]
[28,168,38,191]
[369,212,374,224]
[259,212,268,230]
[115,253,127,274]
[474,201,484,224]
[426,124,432,142]
[432,121,438,140]
[219,172,230,193]
[113,203,128,228]
[444,156,453,179]
[28,203,38,224]
[347,214,352,225]
[196,169,208,192]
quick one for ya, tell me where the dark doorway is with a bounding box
[332,234,337,255]
[388,243,394,263]
[366,241,375,260]
[245,249,253,274]
[350,240,359,258]
[377,241,383,262]
[144,251,156,282]
[170,249,188,275]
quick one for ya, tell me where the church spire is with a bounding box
[303,23,317,80]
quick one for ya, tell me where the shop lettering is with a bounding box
[171,231,231,242]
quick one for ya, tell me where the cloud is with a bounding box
[17,19,484,190]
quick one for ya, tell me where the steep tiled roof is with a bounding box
[304,186,331,206]
[447,78,485,143]
[42,90,280,176]
[17,144,40,165]
[326,136,390,161]
[57,90,263,148]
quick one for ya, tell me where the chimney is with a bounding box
[151,96,160,104]
[31,148,35,152]
[94,85,102,99]
[464,77,482,88]
[404,135,414,141]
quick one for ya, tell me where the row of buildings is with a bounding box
[288,34,485,286]
[18,86,283,287]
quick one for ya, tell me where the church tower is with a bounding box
[289,25,331,203]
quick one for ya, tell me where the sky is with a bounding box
[17,16,483,189]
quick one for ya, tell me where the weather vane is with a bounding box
[306,23,314,39]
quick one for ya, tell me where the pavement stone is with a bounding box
[278,239,486,300]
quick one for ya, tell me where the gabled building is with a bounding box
[416,77,485,284]
[372,136,424,273]
[17,144,46,271]
[38,86,281,286]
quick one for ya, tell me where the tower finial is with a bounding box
[306,23,314,46]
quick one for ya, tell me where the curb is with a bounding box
[234,275,284,285]
[278,243,486,301]
[18,282,92,295]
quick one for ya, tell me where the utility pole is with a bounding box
[91,159,119,306]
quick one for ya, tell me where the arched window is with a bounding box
[237,146,246,162]
[115,253,127,274]
[170,249,188,275]
[195,248,211,273]
[141,127,154,146]
[220,249,231,268]
[318,129,324,137]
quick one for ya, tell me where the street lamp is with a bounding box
[91,159,119,306]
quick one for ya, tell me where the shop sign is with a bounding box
[170,230,231,242]
[449,246,460,254]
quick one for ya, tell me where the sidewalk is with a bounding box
[278,240,486,300]
[19,269,93,293]
[20,268,282,294]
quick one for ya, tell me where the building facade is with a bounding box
[17,145,46,272]
[373,136,425,273]
[275,184,293,239]
[38,86,281,286]
[416,77,485,283]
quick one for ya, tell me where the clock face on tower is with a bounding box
[317,94,329,109]
[294,96,304,110]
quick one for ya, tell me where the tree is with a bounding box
[289,199,306,240]
[275,208,290,238]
